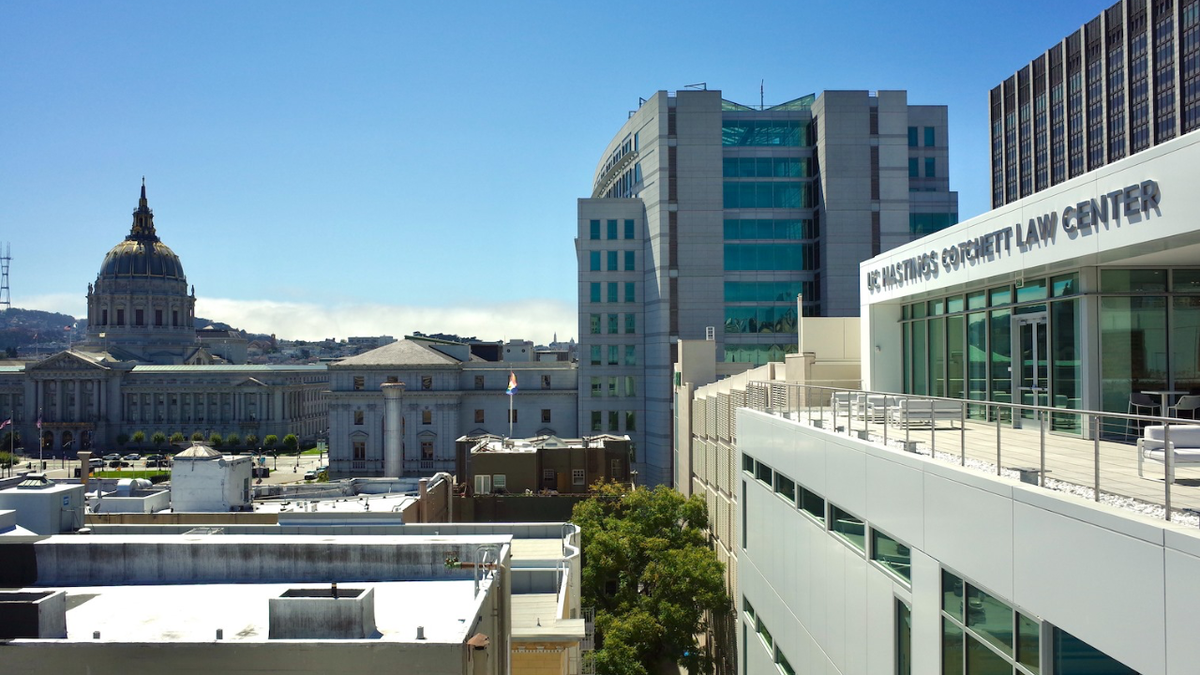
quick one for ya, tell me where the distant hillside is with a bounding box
[0,308,80,348]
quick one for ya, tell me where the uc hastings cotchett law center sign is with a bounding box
[860,130,1200,304]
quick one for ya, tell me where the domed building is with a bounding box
[0,182,329,455]
[84,181,204,364]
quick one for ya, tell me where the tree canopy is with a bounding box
[572,482,729,675]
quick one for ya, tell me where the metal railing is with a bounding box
[744,382,1200,523]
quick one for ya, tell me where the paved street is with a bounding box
[3,452,329,486]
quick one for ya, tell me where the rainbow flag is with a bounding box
[506,371,518,396]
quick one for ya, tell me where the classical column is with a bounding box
[381,383,405,478]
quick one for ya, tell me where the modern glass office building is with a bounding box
[990,0,1200,208]
[580,88,958,485]
[863,122,1200,432]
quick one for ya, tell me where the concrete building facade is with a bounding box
[580,88,956,485]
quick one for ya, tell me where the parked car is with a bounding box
[89,458,104,468]
[103,453,121,461]
[303,470,317,481]
[145,454,164,462]
[123,453,140,461]
[108,460,130,468]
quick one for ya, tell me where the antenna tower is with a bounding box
[0,243,10,311]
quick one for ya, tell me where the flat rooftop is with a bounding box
[38,579,480,644]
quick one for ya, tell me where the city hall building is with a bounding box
[862,127,1200,425]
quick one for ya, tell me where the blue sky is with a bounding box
[0,0,1106,342]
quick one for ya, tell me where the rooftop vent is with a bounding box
[16,474,53,490]
[269,586,377,639]
[0,590,67,639]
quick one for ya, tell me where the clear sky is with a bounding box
[0,0,1106,343]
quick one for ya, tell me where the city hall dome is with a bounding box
[98,181,186,281]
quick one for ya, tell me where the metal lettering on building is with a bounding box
[866,180,1161,293]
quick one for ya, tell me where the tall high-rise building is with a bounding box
[578,89,958,485]
[990,0,1200,208]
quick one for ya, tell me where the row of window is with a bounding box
[724,243,819,271]
[908,126,937,147]
[722,120,809,147]
[722,181,813,209]
[588,218,637,241]
[587,250,636,272]
[724,306,798,335]
[724,218,817,241]
[723,342,798,366]
[725,280,817,303]
[901,273,1079,319]
[722,156,810,178]
[589,313,637,335]
[743,453,911,581]
[588,409,636,432]
[473,408,551,424]
[910,212,958,236]
[742,452,1136,673]
[352,374,556,392]
[589,376,637,397]
[588,281,637,304]
[908,156,938,178]
[743,600,794,675]
[98,307,187,328]
[588,344,638,366]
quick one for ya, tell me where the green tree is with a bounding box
[170,432,186,445]
[282,433,299,453]
[245,434,259,449]
[116,433,130,447]
[151,432,167,448]
[130,431,146,446]
[263,434,278,451]
[572,483,729,674]
[190,431,205,442]
[226,432,241,448]
[208,432,223,448]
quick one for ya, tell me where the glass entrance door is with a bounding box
[1015,313,1049,420]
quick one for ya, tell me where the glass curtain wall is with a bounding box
[900,273,1080,433]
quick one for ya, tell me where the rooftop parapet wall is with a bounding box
[12,535,512,587]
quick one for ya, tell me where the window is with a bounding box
[171,309,178,326]
[421,376,432,390]
[624,376,636,397]
[830,504,865,552]
[135,308,144,326]
[590,314,601,334]
[591,410,601,431]
[572,469,585,485]
[608,345,619,365]
[352,440,365,461]
[590,377,602,397]
[774,472,795,501]
[155,309,163,326]
[624,282,635,303]
[757,616,773,650]
[624,219,635,239]
[608,410,619,431]
[625,313,636,333]
[508,408,518,423]
[625,410,636,431]
[589,219,600,240]
[102,309,108,325]
[608,377,618,396]
[420,441,434,460]
[624,345,636,366]
[541,375,551,389]
[925,157,936,177]
[607,219,618,239]
[386,375,398,383]
[608,282,618,302]
[475,409,485,424]
[493,474,507,491]
[942,570,1046,674]
[421,410,432,425]
[610,458,623,480]
[590,345,601,365]
[909,157,918,178]
[541,408,551,423]
[475,375,485,389]
[543,469,555,482]
[590,283,601,303]
[897,600,912,675]
[353,376,364,391]
[871,529,911,581]
[116,308,125,326]
[908,126,918,146]
[607,250,618,271]
[776,647,795,675]
[589,251,600,271]
[608,314,618,334]
[755,460,772,485]
[624,250,635,271]
[354,410,364,425]
[925,126,936,146]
